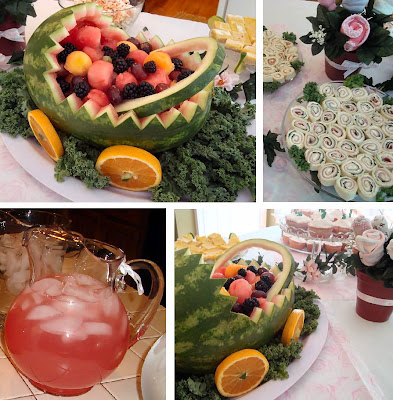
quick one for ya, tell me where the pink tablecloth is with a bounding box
[263,0,393,202]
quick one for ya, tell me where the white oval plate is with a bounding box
[236,300,328,399]
[142,333,166,400]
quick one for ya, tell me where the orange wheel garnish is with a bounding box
[215,349,269,397]
[27,110,64,161]
[281,309,305,346]
[95,145,162,191]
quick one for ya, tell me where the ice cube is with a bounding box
[32,278,63,295]
[102,293,120,317]
[40,316,83,335]
[75,273,103,287]
[31,292,44,305]
[20,299,32,311]
[27,305,61,320]
[46,282,63,297]
[84,322,113,336]
[63,281,98,302]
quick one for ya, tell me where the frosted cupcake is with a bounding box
[289,236,306,250]
[308,219,334,238]
[324,241,343,254]
[328,209,344,222]
[285,213,311,233]
[282,231,292,245]
[333,218,353,236]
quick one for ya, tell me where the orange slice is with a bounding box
[27,110,64,161]
[95,145,162,191]
[215,349,269,397]
[281,309,305,346]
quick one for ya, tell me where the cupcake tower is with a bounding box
[286,82,393,201]
[263,29,299,85]
[282,211,355,253]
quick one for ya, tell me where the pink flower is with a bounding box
[319,0,336,11]
[214,70,240,91]
[312,270,321,281]
[302,259,320,280]
[341,15,370,52]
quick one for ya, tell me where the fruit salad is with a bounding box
[213,260,279,319]
[56,27,194,109]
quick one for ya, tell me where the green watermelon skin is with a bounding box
[23,4,221,152]
[175,247,296,375]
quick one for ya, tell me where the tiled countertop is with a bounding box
[0,306,166,400]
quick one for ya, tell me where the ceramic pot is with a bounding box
[356,270,393,322]
[325,52,360,81]
[0,15,25,57]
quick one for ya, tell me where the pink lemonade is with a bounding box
[5,273,130,396]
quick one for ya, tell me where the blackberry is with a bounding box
[237,268,247,277]
[171,57,183,71]
[177,69,193,81]
[255,280,270,293]
[57,42,77,63]
[102,46,117,58]
[56,77,70,95]
[144,61,156,73]
[242,298,260,314]
[247,265,258,274]
[224,277,236,291]
[137,81,156,97]
[123,83,138,100]
[113,58,128,74]
[117,43,130,58]
[74,81,90,99]
[261,275,273,288]
[126,58,135,68]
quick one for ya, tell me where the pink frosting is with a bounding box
[309,219,334,229]
[319,0,337,11]
[286,214,311,225]
[355,229,385,267]
[340,15,370,52]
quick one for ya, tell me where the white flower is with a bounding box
[384,22,393,37]
[309,28,327,46]
[387,239,393,260]
[214,70,240,91]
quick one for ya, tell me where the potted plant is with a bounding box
[0,0,36,67]
[300,0,393,80]
[347,229,393,322]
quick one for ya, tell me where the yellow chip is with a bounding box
[213,21,230,31]
[225,39,244,52]
[210,29,232,42]
[226,14,244,25]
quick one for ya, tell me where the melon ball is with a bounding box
[64,51,92,76]
[228,279,252,304]
[87,60,114,91]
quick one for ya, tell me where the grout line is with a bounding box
[16,371,36,397]
[100,383,117,399]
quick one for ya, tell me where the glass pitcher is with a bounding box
[4,228,164,396]
[0,210,70,330]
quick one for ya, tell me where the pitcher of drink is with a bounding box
[4,228,164,396]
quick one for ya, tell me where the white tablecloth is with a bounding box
[263,0,393,202]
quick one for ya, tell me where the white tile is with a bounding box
[141,325,161,339]
[19,373,44,395]
[35,384,114,400]
[0,346,6,358]
[130,337,159,360]
[101,350,143,382]
[103,377,142,400]
[0,358,32,399]
[16,397,36,400]
[149,310,166,333]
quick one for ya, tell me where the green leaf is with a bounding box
[311,42,324,56]
[263,130,285,167]
[243,73,256,102]
[316,4,329,27]
[282,31,297,44]
[300,34,313,45]
[356,46,376,65]
[326,11,344,31]
[306,16,320,31]
[263,82,281,93]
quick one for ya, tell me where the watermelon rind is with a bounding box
[175,239,296,375]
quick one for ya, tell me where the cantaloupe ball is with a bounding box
[64,51,92,76]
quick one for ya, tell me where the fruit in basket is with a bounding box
[281,309,305,346]
[175,239,296,374]
[23,2,225,152]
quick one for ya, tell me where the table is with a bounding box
[0,306,166,400]
[240,226,393,400]
[263,0,393,202]
[0,0,210,202]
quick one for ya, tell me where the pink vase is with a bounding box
[325,52,360,81]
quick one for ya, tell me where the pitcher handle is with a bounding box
[116,259,164,348]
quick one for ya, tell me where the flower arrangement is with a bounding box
[298,251,355,282]
[348,229,393,288]
[300,0,393,66]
